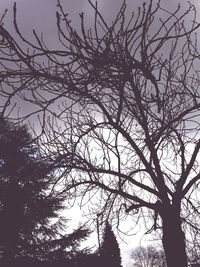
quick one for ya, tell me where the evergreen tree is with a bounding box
[0,117,90,265]
[100,221,122,267]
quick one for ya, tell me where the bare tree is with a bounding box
[1,1,200,266]
[131,245,166,267]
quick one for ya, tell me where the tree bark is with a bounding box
[161,206,187,267]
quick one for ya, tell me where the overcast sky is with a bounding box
[1,1,200,266]
[1,0,200,51]
[1,0,200,33]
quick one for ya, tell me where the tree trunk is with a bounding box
[161,206,187,267]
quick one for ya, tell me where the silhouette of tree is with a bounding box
[131,245,166,267]
[100,222,122,267]
[1,1,200,266]
[38,224,91,263]
[0,117,90,266]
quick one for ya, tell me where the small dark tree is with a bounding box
[0,117,90,265]
[100,222,122,267]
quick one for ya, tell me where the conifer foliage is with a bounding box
[100,222,122,267]
[0,117,89,265]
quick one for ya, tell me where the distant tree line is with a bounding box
[131,245,166,267]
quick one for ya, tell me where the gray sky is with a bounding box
[1,0,199,32]
[1,1,200,266]
[1,0,199,49]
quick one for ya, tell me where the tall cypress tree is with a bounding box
[100,221,122,267]
[0,117,89,265]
